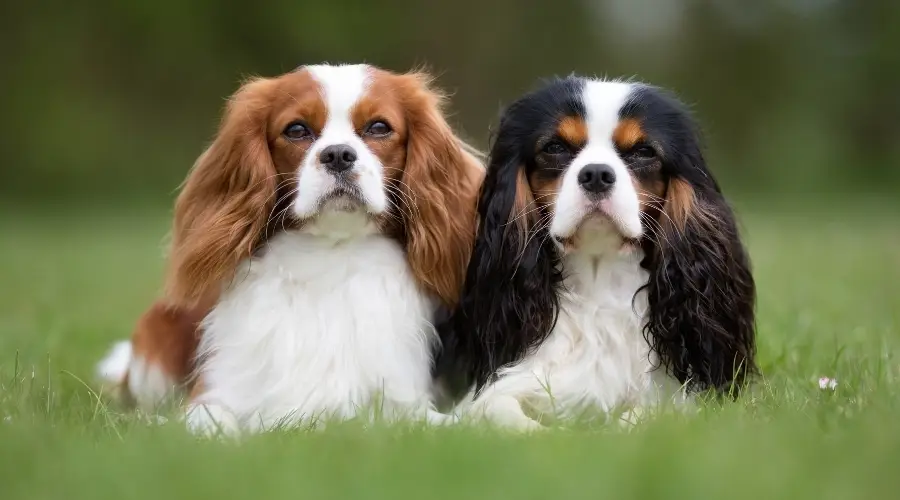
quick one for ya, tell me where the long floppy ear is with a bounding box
[164,77,278,307]
[399,72,485,307]
[435,118,565,397]
[642,150,757,396]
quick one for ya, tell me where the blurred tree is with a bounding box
[0,0,896,205]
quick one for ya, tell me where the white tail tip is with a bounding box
[96,341,132,385]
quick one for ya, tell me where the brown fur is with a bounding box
[663,177,696,231]
[631,172,693,242]
[167,78,274,307]
[557,116,588,149]
[613,118,646,150]
[509,169,537,231]
[165,71,331,307]
[619,116,667,232]
[384,71,484,306]
[123,301,208,402]
[632,173,667,224]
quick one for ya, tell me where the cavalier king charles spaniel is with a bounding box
[97,64,483,434]
[435,76,756,430]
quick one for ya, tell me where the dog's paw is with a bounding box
[512,416,546,433]
[184,403,241,438]
[424,409,460,426]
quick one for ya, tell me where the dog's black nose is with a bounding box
[577,163,616,194]
[319,144,357,173]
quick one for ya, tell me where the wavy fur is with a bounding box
[437,78,756,406]
[397,73,484,306]
[640,169,756,395]
[435,90,568,397]
[165,77,278,307]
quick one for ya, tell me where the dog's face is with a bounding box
[206,64,419,224]
[533,85,642,248]
[497,79,710,255]
[276,65,407,220]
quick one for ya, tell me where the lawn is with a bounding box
[1,198,899,499]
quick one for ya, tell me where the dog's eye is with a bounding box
[284,122,313,140]
[631,144,656,159]
[365,121,393,137]
[542,140,567,155]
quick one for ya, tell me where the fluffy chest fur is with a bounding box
[536,250,660,414]
[471,245,681,424]
[192,214,438,430]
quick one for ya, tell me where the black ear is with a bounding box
[434,133,564,398]
[641,151,757,396]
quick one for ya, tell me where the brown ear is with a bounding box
[399,73,485,307]
[164,77,278,307]
[509,168,540,252]
[662,177,696,233]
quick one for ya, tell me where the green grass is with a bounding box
[2,199,899,499]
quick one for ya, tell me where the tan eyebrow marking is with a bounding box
[613,118,645,150]
[556,116,588,149]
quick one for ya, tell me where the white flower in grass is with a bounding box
[818,377,838,390]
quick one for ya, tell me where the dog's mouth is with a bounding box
[319,185,364,212]
[553,207,641,252]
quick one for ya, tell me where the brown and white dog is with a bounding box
[97,64,484,434]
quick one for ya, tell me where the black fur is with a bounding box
[628,86,757,394]
[434,78,580,396]
[435,77,756,400]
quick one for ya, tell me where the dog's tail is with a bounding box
[96,340,133,386]
[94,302,205,409]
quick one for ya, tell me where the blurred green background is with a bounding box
[3,0,898,207]
[2,3,900,497]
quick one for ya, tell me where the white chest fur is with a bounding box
[467,238,685,429]
[187,213,440,433]
[534,249,663,415]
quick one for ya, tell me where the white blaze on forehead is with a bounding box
[305,64,371,120]
[292,64,388,223]
[581,79,634,140]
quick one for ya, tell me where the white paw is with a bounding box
[469,396,546,433]
[470,408,545,433]
[508,415,545,433]
[184,404,241,438]
[424,409,459,426]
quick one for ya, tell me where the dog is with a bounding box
[436,76,756,430]
[97,64,484,434]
